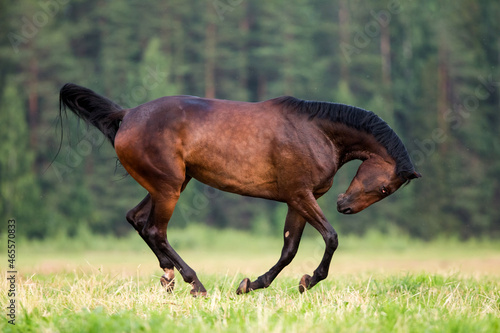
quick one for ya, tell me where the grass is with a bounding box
[1,225,500,332]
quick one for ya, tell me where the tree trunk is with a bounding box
[204,15,216,99]
[338,0,350,82]
[380,23,393,117]
[239,3,250,99]
[437,38,450,154]
[28,56,38,150]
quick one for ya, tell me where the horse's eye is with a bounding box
[381,186,388,195]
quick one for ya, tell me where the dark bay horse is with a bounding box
[59,83,421,296]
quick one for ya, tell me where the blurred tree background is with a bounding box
[0,0,499,240]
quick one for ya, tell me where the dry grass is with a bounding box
[2,227,499,332]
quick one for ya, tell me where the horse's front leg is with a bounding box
[290,192,338,293]
[236,206,306,294]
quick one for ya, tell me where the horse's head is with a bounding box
[337,156,421,214]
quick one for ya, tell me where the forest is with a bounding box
[0,0,499,240]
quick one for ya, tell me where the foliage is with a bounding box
[0,0,499,239]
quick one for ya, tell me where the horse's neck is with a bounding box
[322,122,390,167]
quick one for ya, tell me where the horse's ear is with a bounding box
[408,171,422,179]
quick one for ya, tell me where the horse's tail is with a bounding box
[59,83,126,147]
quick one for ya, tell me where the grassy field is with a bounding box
[2,225,500,332]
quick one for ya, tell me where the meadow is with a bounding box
[2,225,499,332]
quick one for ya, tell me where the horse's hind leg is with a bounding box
[144,189,207,296]
[115,130,204,295]
[126,194,176,292]
[237,206,306,294]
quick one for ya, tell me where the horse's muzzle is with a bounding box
[337,194,353,214]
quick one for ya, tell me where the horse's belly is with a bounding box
[185,148,280,200]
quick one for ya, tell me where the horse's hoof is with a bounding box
[236,277,252,295]
[190,289,208,297]
[160,274,175,293]
[299,274,312,293]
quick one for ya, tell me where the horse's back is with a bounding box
[115,95,334,200]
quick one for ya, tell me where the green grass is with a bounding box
[2,226,500,332]
[2,272,499,332]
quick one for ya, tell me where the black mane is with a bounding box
[273,96,417,180]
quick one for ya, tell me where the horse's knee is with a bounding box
[327,230,338,251]
[322,226,338,252]
[281,245,299,266]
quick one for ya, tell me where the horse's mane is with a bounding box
[273,96,417,180]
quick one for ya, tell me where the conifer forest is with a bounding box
[1,0,499,240]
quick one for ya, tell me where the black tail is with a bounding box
[59,83,125,146]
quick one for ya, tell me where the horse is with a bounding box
[59,83,421,296]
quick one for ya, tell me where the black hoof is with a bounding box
[160,274,175,293]
[189,281,207,297]
[190,289,208,297]
[299,274,312,293]
[236,277,252,295]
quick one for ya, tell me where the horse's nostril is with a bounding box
[342,208,353,214]
[337,200,353,214]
